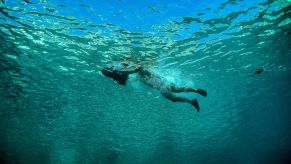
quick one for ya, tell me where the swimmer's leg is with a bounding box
[170,86,207,97]
[161,90,200,112]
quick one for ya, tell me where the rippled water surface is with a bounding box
[1,0,291,163]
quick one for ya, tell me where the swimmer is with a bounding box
[255,68,264,75]
[101,62,207,112]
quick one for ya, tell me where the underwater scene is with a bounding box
[1,0,291,163]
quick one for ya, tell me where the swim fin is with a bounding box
[191,99,200,112]
[196,89,207,97]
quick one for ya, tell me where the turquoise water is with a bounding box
[1,0,291,163]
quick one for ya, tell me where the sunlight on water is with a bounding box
[0,0,291,163]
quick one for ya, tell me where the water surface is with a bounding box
[1,0,291,163]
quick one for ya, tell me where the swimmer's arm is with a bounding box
[118,66,142,74]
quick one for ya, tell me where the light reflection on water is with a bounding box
[0,0,291,163]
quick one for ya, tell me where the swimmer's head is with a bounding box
[101,66,129,85]
[101,66,114,78]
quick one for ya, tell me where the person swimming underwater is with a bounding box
[101,62,207,112]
